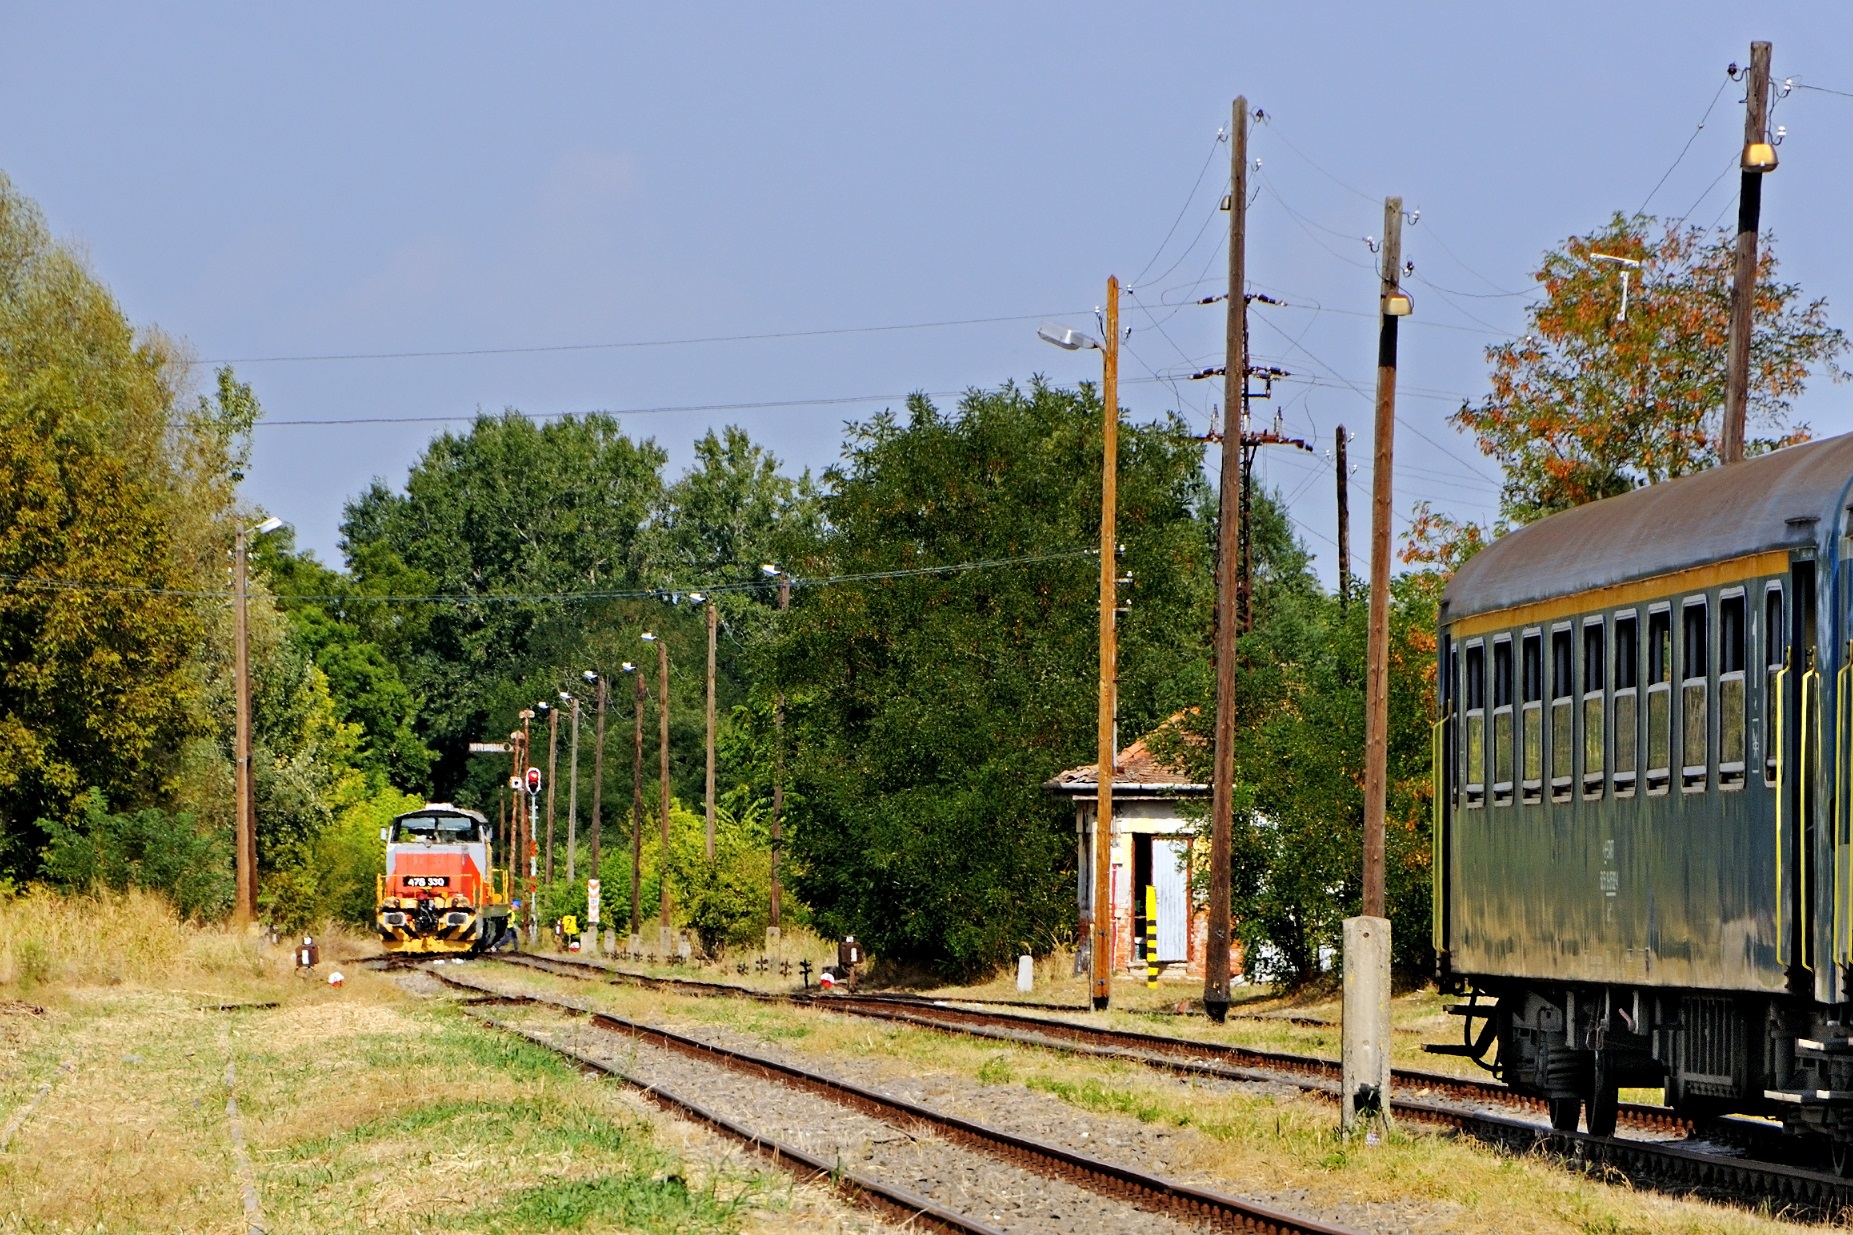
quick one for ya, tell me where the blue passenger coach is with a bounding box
[1434,434,1853,1157]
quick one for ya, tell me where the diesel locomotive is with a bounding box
[375,803,511,954]
[1433,433,1853,1160]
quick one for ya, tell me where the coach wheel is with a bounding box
[1547,1095,1583,1133]
[1585,1083,1619,1138]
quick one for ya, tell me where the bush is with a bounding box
[40,789,233,920]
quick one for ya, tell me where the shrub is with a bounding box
[40,789,233,920]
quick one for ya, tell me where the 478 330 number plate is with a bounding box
[402,876,450,888]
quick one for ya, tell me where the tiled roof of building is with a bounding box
[1044,716,1209,794]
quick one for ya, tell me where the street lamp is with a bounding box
[641,632,672,950]
[687,593,719,862]
[1589,252,1641,324]
[621,659,646,939]
[1039,277,1120,1011]
[582,669,608,946]
[559,690,580,883]
[761,564,792,944]
[233,515,285,926]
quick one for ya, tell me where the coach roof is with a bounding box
[1442,433,1853,622]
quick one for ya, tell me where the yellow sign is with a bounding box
[563,915,578,936]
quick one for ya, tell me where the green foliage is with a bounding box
[41,789,232,920]
[779,382,1214,980]
[0,174,225,868]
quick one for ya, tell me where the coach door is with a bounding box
[1778,558,1818,988]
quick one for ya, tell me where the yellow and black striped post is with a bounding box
[1144,885,1159,988]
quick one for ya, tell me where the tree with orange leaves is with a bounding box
[1452,212,1845,525]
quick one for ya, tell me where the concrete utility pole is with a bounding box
[565,692,580,883]
[1344,193,1407,1136]
[232,524,255,925]
[630,663,647,938]
[544,702,559,886]
[1335,426,1352,612]
[705,598,718,861]
[771,572,790,935]
[1204,96,1248,1025]
[1722,40,1775,466]
[1090,274,1121,1012]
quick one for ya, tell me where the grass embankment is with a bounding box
[0,891,855,1234]
[480,962,1818,1235]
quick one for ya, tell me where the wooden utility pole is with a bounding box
[1204,96,1247,1024]
[705,599,718,861]
[588,674,607,902]
[1722,40,1774,466]
[1089,275,1121,1012]
[1335,426,1352,611]
[656,636,673,939]
[1363,196,1405,920]
[232,525,256,925]
[566,693,580,883]
[544,702,559,886]
[630,665,646,937]
[771,575,790,931]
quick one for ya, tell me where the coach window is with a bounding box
[1646,606,1672,793]
[1583,619,1607,797]
[1764,583,1784,785]
[1681,598,1710,791]
[1719,592,1747,788]
[1613,612,1639,795]
[1521,632,1543,803]
[1549,625,1574,802]
[1493,637,1515,805]
[1464,641,1486,807]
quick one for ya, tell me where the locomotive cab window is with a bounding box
[1493,637,1514,806]
[1550,625,1574,802]
[1718,591,1747,788]
[1521,631,1543,803]
[1681,598,1709,791]
[1613,613,1638,796]
[1647,606,1672,793]
[1583,619,1606,798]
[1464,641,1486,807]
[1765,583,1784,786]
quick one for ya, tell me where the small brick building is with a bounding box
[1045,724,1228,981]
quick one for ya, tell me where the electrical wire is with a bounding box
[0,547,1102,607]
[1637,77,1732,216]
[1791,81,1853,100]
[204,309,1094,366]
[1131,130,1228,289]
[1671,154,1740,225]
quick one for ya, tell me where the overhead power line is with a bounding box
[0,547,1100,606]
[202,309,1093,366]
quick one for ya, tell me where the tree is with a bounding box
[1453,213,1846,524]
[341,412,667,802]
[778,382,1214,980]
[0,173,233,873]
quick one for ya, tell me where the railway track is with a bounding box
[470,950,1853,1220]
[432,968,1363,1235]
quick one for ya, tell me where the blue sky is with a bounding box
[3,4,1851,583]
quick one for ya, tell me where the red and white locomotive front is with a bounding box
[376,804,509,954]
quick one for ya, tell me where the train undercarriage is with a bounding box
[1441,979,1853,1167]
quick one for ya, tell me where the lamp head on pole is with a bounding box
[1038,322,1102,352]
[621,661,637,673]
[640,631,658,643]
[1743,140,1779,172]
[760,563,780,577]
[581,669,598,684]
[1381,289,1414,318]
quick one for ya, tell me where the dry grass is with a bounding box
[473,963,1826,1235]
[0,893,886,1234]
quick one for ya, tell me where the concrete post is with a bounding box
[1017,955,1034,993]
[1341,916,1392,1134]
